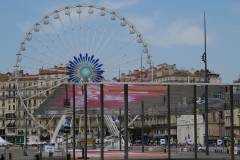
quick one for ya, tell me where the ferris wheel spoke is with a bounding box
[20,53,58,66]
[39,26,72,60]
[103,57,146,69]
[24,44,65,64]
[97,30,128,59]
[32,35,68,61]
[58,16,78,56]
[89,14,102,55]
[95,24,120,58]
[93,18,110,55]
[45,115,56,128]
[22,79,67,101]
[102,46,143,65]
[18,76,68,91]
[77,7,85,54]
[68,13,81,54]
[86,10,92,53]
[100,36,138,63]
[49,22,74,59]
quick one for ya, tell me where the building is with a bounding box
[119,63,223,144]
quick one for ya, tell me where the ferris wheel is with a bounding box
[14,4,153,129]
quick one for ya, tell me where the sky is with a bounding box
[0,0,240,83]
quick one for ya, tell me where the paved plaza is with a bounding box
[1,148,239,160]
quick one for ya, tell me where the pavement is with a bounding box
[1,148,239,160]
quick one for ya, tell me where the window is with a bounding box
[46,91,49,96]
[8,105,11,110]
[2,92,4,97]
[13,105,15,110]
[1,110,4,117]
[8,129,15,133]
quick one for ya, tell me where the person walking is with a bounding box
[0,154,4,160]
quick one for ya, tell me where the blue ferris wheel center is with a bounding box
[66,53,104,83]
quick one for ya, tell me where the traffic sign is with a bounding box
[16,136,24,143]
[64,126,71,133]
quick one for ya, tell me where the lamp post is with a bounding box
[201,12,209,155]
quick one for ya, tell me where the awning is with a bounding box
[154,135,165,139]
[10,120,15,123]
[5,110,16,114]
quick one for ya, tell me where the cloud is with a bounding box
[128,14,211,48]
[98,0,138,11]
[17,20,35,33]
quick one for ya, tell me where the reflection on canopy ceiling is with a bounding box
[33,84,233,116]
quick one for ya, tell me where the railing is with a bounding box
[6,115,16,119]
[7,124,16,127]
[151,123,178,128]
[1,104,5,107]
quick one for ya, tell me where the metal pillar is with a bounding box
[73,84,76,160]
[230,85,234,160]
[141,101,144,152]
[24,116,28,156]
[203,12,209,155]
[66,133,68,154]
[84,84,87,160]
[119,108,122,151]
[167,85,171,160]
[100,84,104,160]
[194,85,197,160]
[124,84,128,160]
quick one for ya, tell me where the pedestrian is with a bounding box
[0,154,4,160]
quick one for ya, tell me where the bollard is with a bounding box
[164,146,166,153]
[67,153,71,160]
[9,153,12,160]
[35,154,39,160]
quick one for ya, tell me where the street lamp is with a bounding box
[201,12,209,155]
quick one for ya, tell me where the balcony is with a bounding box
[0,95,6,100]
[6,115,16,119]
[7,86,16,90]
[151,123,177,128]
[6,94,15,98]
[7,124,16,128]
[2,104,5,107]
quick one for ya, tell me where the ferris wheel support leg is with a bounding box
[73,84,76,160]
[124,84,128,160]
